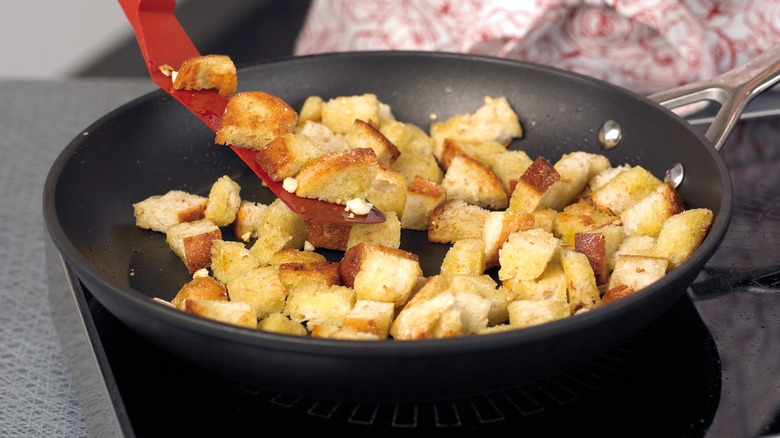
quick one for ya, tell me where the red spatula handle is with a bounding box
[117,0,385,224]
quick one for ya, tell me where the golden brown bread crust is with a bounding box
[600,284,635,305]
[574,232,608,285]
[294,147,379,203]
[519,156,561,195]
[339,243,419,288]
[215,91,298,150]
[182,229,222,273]
[304,219,352,251]
[278,261,342,289]
[172,54,237,97]
[171,276,228,309]
[346,119,400,165]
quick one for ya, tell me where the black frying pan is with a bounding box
[43,50,778,402]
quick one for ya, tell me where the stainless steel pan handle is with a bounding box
[649,44,780,151]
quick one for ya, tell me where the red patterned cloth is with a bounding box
[295,0,780,94]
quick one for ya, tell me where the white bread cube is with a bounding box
[172,54,236,97]
[295,120,349,153]
[232,200,267,242]
[482,149,533,195]
[184,299,256,329]
[133,190,207,233]
[447,274,512,326]
[367,164,407,218]
[442,154,508,210]
[342,300,396,339]
[560,248,600,312]
[298,95,324,125]
[498,229,560,282]
[428,199,489,244]
[574,225,623,285]
[553,199,620,245]
[542,152,611,211]
[378,119,434,156]
[590,165,662,215]
[257,312,308,336]
[400,176,447,231]
[350,244,423,308]
[321,94,380,134]
[215,91,298,150]
[284,281,356,327]
[345,119,400,165]
[255,133,324,181]
[165,219,222,273]
[652,208,713,269]
[294,148,379,204]
[210,240,260,285]
[248,199,307,264]
[439,239,486,283]
[390,292,460,340]
[610,235,656,270]
[170,276,228,310]
[621,183,684,237]
[204,175,241,227]
[607,255,669,292]
[438,138,506,170]
[502,254,567,302]
[507,299,570,329]
[532,206,558,233]
[277,261,341,290]
[390,151,444,184]
[508,156,561,213]
[482,211,535,268]
[227,266,288,320]
[346,210,401,250]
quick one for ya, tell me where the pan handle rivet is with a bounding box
[664,162,685,188]
[598,120,622,150]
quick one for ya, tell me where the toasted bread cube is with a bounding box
[166,219,222,273]
[390,292,462,340]
[610,235,656,270]
[438,138,506,170]
[498,229,560,282]
[621,183,684,237]
[532,206,558,233]
[451,291,492,334]
[345,119,400,165]
[600,284,635,305]
[185,299,256,328]
[170,276,228,310]
[294,148,379,204]
[227,266,288,320]
[508,156,561,213]
[267,248,327,268]
[391,151,444,184]
[367,164,407,218]
[379,119,434,156]
[574,232,608,285]
[339,243,419,286]
[215,91,298,151]
[430,96,522,158]
[284,282,356,327]
[652,208,713,269]
[298,95,324,124]
[590,165,662,215]
[304,219,352,251]
[607,255,669,292]
[204,175,241,227]
[428,199,489,244]
[172,54,236,97]
[257,312,308,336]
[553,199,620,245]
[447,275,512,326]
[482,149,534,195]
[483,211,535,268]
[249,199,307,264]
[133,190,208,232]
[503,255,567,302]
[351,244,423,308]
[342,300,396,339]
[321,94,380,134]
[210,240,260,284]
[442,154,508,209]
[507,299,570,329]
[543,152,611,211]
[439,239,486,284]
[311,325,382,340]
[586,164,631,193]
[560,249,601,312]
[400,176,447,231]
[278,261,341,290]
[232,201,267,242]
[295,120,349,153]
[255,133,324,181]
[346,210,401,250]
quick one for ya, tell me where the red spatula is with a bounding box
[118,0,385,224]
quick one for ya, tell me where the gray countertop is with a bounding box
[0,78,154,437]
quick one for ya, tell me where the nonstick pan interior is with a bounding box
[43,51,731,402]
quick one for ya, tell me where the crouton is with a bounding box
[248,199,307,264]
[390,292,469,340]
[498,228,560,282]
[284,281,356,327]
[610,235,656,270]
[378,119,434,156]
[342,300,396,339]
[574,232,608,285]
[482,211,535,268]
[481,149,533,195]
[346,210,401,250]
[507,299,570,329]
[215,91,298,150]
[621,183,684,237]
[345,119,400,165]
[295,120,349,153]
[257,312,308,336]
[503,254,567,302]
[542,152,611,211]
[204,175,241,227]
[321,94,380,134]
[255,133,324,181]
[447,274,512,326]
[298,95,324,124]
[210,240,260,284]
[277,261,341,290]
[170,276,228,310]
[304,219,352,251]
[227,266,289,320]
[267,248,327,268]
[172,54,236,97]
[586,164,631,193]
[185,299,257,328]
[442,154,508,209]
[350,244,423,308]
[532,206,558,233]
[428,199,489,244]
[607,255,669,292]
[294,148,380,205]
[133,190,207,232]
[652,208,713,269]
[590,165,662,215]
[232,200,267,242]
[391,151,444,184]
[400,176,447,231]
[367,164,407,218]
[439,239,486,283]
[438,138,506,170]
[553,199,621,245]
[508,156,561,213]
[600,284,635,305]
[560,249,600,312]
[165,219,222,273]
